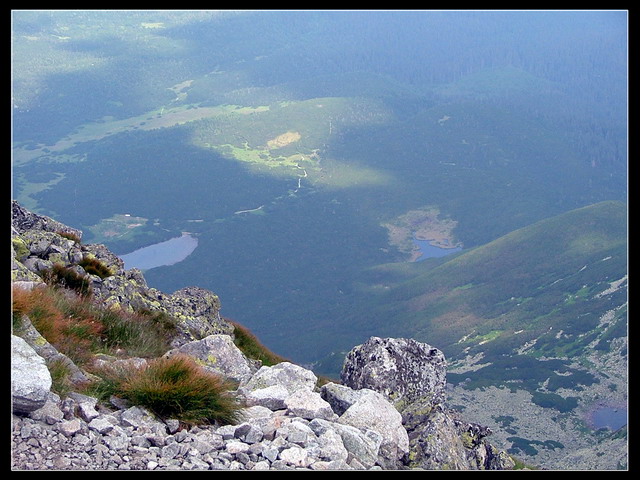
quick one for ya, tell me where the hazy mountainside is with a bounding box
[329,201,627,469]
[355,201,627,358]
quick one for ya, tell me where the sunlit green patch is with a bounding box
[190,97,393,182]
[85,214,151,244]
[13,104,272,168]
[461,329,504,346]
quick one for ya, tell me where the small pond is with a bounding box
[589,405,627,431]
[413,237,462,261]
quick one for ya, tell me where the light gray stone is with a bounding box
[165,334,256,383]
[30,400,64,425]
[341,336,447,408]
[279,446,311,468]
[11,335,52,414]
[88,416,116,435]
[57,418,83,437]
[338,388,409,467]
[284,389,336,421]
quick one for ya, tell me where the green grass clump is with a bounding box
[92,355,243,426]
[230,320,288,367]
[47,357,74,398]
[79,256,113,279]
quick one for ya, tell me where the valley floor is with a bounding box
[446,345,628,470]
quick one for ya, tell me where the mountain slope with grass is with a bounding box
[332,200,627,469]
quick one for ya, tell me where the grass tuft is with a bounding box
[56,231,81,244]
[92,355,243,425]
[40,263,91,296]
[230,320,288,367]
[79,256,113,279]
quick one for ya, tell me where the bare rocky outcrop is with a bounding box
[341,336,515,470]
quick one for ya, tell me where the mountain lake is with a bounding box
[120,233,198,271]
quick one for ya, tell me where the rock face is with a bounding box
[341,336,447,408]
[12,335,52,414]
[341,337,515,470]
[11,201,514,470]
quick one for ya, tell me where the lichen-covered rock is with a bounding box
[11,201,82,241]
[341,336,515,470]
[164,334,257,383]
[164,287,234,345]
[341,336,447,410]
[12,335,52,414]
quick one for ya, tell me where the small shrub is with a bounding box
[79,256,113,279]
[40,263,91,296]
[93,355,243,426]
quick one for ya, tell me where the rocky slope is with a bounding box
[11,201,514,470]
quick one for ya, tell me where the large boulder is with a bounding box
[12,335,52,414]
[239,362,317,410]
[341,336,447,409]
[336,388,409,469]
[164,287,234,345]
[341,336,515,470]
[164,334,258,383]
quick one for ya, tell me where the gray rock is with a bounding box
[233,423,264,444]
[30,400,64,425]
[165,334,256,383]
[341,336,447,409]
[77,402,100,423]
[276,419,315,445]
[309,418,381,469]
[337,388,409,468]
[241,384,290,410]
[239,362,318,411]
[320,382,362,416]
[88,416,116,435]
[57,418,83,438]
[284,389,336,421]
[120,406,159,429]
[11,335,52,414]
[279,445,311,468]
[166,287,234,345]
